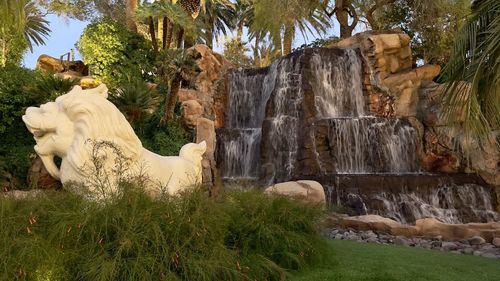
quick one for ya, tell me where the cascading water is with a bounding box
[218,66,277,179]
[310,49,419,174]
[216,46,498,224]
[323,175,500,224]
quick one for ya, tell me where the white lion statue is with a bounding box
[22,84,206,198]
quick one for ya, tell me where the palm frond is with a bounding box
[440,0,500,142]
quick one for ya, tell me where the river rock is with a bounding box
[264,180,326,205]
[441,242,458,251]
[469,236,486,245]
[394,236,410,246]
[492,238,500,247]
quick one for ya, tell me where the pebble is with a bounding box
[324,227,500,259]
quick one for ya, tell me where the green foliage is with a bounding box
[293,35,340,51]
[109,75,161,127]
[376,0,469,65]
[0,184,325,280]
[223,37,252,67]
[250,0,330,55]
[0,66,76,188]
[138,112,189,156]
[440,0,500,142]
[0,0,50,66]
[76,18,154,87]
[136,1,198,40]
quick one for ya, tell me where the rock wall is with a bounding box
[178,45,231,185]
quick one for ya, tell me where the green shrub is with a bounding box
[0,185,326,280]
[0,66,77,189]
[76,18,154,87]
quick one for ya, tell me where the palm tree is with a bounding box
[156,49,199,124]
[0,0,50,66]
[23,1,51,52]
[440,0,499,144]
[136,1,197,54]
[199,0,235,49]
[110,75,161,126]
[126,0,139,32]
[250,0,330,55]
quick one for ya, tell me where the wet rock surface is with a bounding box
[322,227,500,259]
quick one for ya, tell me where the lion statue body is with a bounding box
[22,84,206,198]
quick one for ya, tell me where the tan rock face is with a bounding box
[196,118,217,184]
[186,45,230,127]
[335,30,440,118]
[264,180,326,206]
[182,100,203,129]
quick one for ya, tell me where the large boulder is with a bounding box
[264,180,326,205]
[36,54,88,75]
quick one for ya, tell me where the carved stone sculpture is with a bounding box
[22,84,206,198]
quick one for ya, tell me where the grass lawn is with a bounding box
[291,239,500,281]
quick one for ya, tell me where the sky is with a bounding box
[23,14,89,69]
[23,14,360,69]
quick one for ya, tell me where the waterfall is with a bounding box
[315,118,419,174]
[312,49,365,117]
[216,46,498,224]
[218,65,277,179]
[325,176,499,224]
[218,47,420,179]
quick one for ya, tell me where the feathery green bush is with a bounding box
[0,185,326,281]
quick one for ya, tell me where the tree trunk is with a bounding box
[176,29,185,49]
[149,16,158,55]
[158,18,163,45]
[163,75,182,124]
[283,23,294,55]
[126,0,138,32]
[162,17,169,49]
[166,19,174,48]
[253,32,261,66]
[206,17,214,49]
[336,0,351,39]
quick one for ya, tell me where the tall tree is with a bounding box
[0,0,50,66]
[356,0,469,65]
[200,0,235,49]
[323,0,358,39]
[126,0,139,32]
[250,0,330,55]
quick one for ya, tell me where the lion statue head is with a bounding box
[23,84,142,184]
[23,84,206,198]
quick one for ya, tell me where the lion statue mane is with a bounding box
[22,84,206,197]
